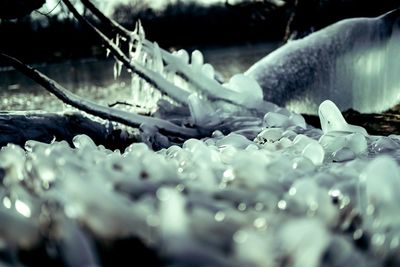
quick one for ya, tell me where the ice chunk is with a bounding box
[302,142,325,166]
[287,179,337,224]
[263,112,289,128]
[255,128,284,144]
[280,218,330,267]
[188,93,216,126]
[371,137,400,153]
[318,100,367,135]
[217,133,253,149]
[159,188,188,240]
[234,229,275,267]
[291,157,316,173]
[345,133,368,155]
[223,74,264,106]
[332,147,356,162]
[0,144,26,182]
[359,156,400,231]
[289,113,307,129]
[361,156,400,206]
[72,135,96,150]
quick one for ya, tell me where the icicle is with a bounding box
[117,60,123,77]
[113,62,118,80]
[128,42,133,56]
[132,35,143,62]
[152,42,164,74]
[115,34,120,48]
[137,20,146,40]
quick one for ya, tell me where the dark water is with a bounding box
[0,43,279,112]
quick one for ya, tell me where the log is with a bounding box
[0,111,137,150]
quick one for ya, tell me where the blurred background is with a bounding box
[1,0,400,112]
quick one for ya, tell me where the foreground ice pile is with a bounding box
[1,100,400,267]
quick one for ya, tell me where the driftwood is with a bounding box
[0,111,137,150]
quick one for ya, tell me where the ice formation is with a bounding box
[246,9,400,114]
[2,5,400,267]
[1,98,400,267]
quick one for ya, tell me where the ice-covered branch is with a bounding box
[0,53,200,138]
[78,0,267,111]
[61,0,191,105]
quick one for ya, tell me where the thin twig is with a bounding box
[108,101,134,108]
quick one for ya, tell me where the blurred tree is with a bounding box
[0,0,46,19]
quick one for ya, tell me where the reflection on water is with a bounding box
[0,43,279,112]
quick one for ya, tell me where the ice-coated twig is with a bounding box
[0,53,200,138]
[61,0,190,105]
